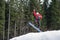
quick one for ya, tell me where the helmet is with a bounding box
[36,12,39,14]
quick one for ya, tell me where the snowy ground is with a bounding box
[10,30,60,40]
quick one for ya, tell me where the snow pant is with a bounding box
[35,18,40,28]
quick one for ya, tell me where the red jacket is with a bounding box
[33,10,42,20]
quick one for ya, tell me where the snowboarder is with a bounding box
[33,9,42,28]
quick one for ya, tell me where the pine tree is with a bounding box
[0,0,5,40]
[50,0,60,30]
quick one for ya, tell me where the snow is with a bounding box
[10,30,60,40]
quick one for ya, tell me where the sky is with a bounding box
[40,0,52,7]
[40,0,44,4]
[40,0,52,4]
[5,0,8,2]
[5,0,10,2]
[48,0,52,7]
[5,0,52,4]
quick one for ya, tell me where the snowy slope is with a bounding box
[10,30,60,40]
